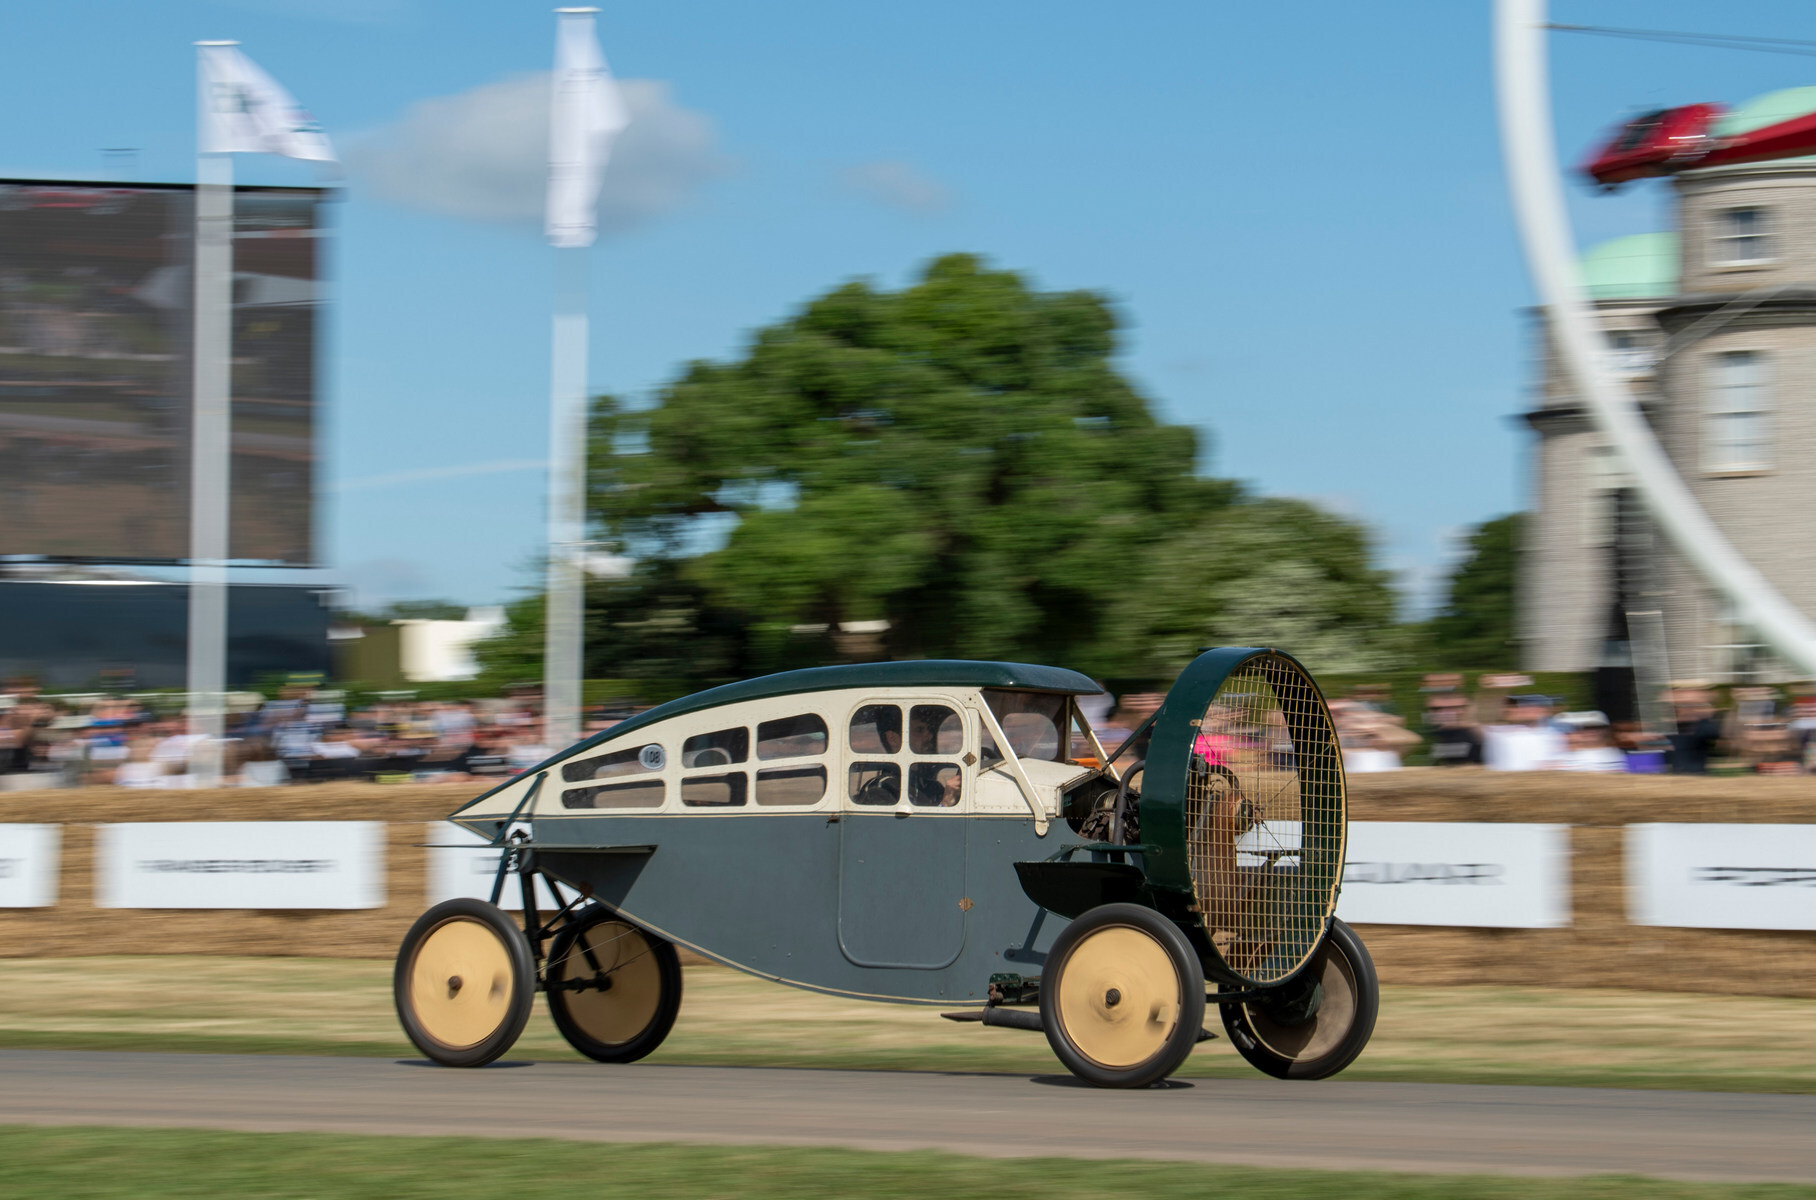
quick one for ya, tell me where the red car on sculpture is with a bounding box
[1581,103,1720,187]
[1584,98,1816,189]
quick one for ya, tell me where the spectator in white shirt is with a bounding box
[1483,694,1566,771]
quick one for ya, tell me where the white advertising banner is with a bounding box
[0,824,59,908]
[95,822,384,909]
[1628,823,1816,931]
[1336,821,1572,928]
[425,824,561,911]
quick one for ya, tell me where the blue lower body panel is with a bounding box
[531,812,1060,1004]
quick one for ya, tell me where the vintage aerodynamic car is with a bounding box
[394,647,1378,1088]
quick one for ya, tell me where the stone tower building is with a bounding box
[1525,87,1816,693]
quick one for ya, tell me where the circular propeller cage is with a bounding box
[1181,652,1346,985]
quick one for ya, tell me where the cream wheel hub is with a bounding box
[1056,925,1181,1068]
[555,921,663,1045]
[408,917,516,1050]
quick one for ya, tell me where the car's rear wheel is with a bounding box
[1221,917,1378,1079]
[545,906,683,1063]
[1040,902,1205,1088]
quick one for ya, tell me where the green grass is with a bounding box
[7,957,1816,1093]
[4,1127,1813,1200]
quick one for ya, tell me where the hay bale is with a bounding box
[3,774,1815,995]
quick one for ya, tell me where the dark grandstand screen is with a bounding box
[0,180,321,564]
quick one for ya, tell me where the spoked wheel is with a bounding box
[1221,917,1378,1079]
[545,905,683,1063]
[394,898,534,1067]
[1040,902,1206,1089]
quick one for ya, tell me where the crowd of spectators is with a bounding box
[1330,674,1816,775]
[0,677,632,789]
[10,670,1816,789]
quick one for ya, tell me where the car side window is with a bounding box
[757,713,828,759]
[848,761,901,805]
[756,765,827,806]
[562,779,665,809]
[848,705,902,754]
[908,762,962,807]
[683,727,749,768]
[682,772,748,807]
[562,743,663,783]
[909,705,963,754]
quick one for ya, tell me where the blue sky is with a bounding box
[6,0,1815,613]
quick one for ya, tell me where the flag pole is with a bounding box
[542,5,607,751]
[544,242,588,750]
[190,40,238,786]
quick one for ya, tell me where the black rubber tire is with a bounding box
[1220,917,1378,1080]
[545,906,684,1064]
[394,898,534,1068]
[1040,902,1206,1089]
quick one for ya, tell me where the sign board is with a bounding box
[425,824,562,911]
[95,822,384,909]
[0,824,59,908]
[1627,823,1816,931]
[0,181,321,564]
[1336,822,1572,928]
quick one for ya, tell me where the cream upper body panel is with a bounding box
[536,686,989,819]
[450,682,1098,834]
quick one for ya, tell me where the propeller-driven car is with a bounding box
[394,647,1378,1088]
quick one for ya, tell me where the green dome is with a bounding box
[1714,87,1816,137]
[1580,233,1679,301]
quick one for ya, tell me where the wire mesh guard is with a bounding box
[1184,653,1345,984]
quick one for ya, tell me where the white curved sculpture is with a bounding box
[1494,0,1816,677]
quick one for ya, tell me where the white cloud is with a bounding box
[841,160,954,214]
[345,73,726,234]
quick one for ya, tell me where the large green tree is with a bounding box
[589,253,1229,676]
[478,254,1405,693]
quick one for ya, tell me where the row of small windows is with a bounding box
[849,704,964,755]
[562,760,968,811]
[558,704,971,811]
[554,690,1075,813]
[564,766,830,810]
[561,713,831,784]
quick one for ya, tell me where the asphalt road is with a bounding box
[3,1049,1814,1183]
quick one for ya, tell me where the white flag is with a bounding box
[546,10,630,248]
[199,44,337,163]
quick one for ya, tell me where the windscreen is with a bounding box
[981,689,1068,762]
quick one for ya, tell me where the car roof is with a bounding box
[595,659,1099,748]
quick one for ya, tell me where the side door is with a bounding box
[836,696,971,969]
